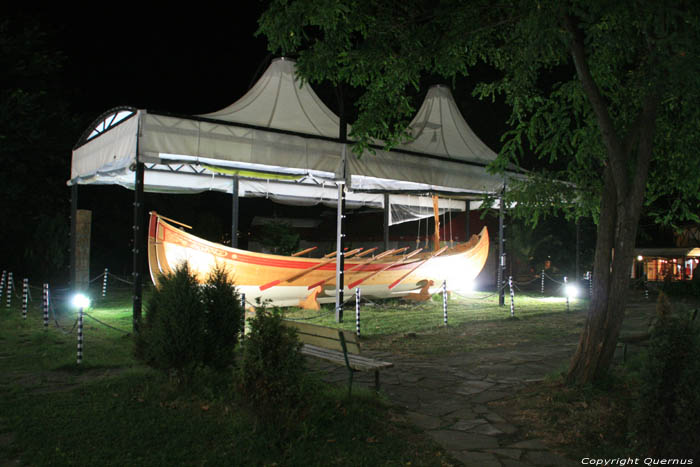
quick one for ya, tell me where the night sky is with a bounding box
[4,5,602,280]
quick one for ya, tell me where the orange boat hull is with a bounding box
[148,212,489,309]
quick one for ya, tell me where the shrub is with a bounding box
[237,306,305,419]
[135,263,242,382]
[631,310,700,457]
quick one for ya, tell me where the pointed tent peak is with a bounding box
[397,84,498,165]
[199,57,343,139]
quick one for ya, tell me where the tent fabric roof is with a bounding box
[200,58,346,139]
[398,85,497,164]
[70,58,511,206]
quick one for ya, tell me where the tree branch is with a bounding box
[562,13,628,199]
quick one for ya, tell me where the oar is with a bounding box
[307,247,399,290]
[347,248,423,289]
[291,246,318,257]
[388,245,449,289]
[259,248,364,291]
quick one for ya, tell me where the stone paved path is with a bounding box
[306,298,658,467]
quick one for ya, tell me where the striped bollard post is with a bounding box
[589,272,593,298]
[102,268,109,297]
[541,269,545,294]
[509,276,515,317]
[22,279,29,319]
[442,280,448,326]
[43,284,49,329]
[564,276,570,312]
[77,307,84,364]
[6,272,13,308]
[0,270,5,302]
[355,288,361,337]
[240,293,246,339]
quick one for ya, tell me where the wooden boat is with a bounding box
[148,211,489,309]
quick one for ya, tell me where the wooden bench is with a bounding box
[282,320,393,394]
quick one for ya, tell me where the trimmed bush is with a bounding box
[237,306,305,418]
[135,263,242,381]
[631,310,700,457]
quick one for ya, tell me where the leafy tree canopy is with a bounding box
[258,0,700,228]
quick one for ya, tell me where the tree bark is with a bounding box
[563,13,660,385]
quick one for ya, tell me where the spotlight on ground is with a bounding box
[72,293,91,309]
[564,284,579,299]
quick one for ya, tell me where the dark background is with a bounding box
[3,5,653,285]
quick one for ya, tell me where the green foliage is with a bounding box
[631,312,700,457]
[135,263,242,381]
[256,221,300,255]
[237,306,305,419]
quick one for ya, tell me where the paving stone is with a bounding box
[473,404,490,413]
[419,399,469,417]
[448,407,477,420]
[488,448,522,460]
[405,411,443,430]
[451,418,487,431]
[500,458,534,467]
[484,412,507,423]
[427,430,500,450]
[523,450,577,466]
[455,379,495,395]
[449,450,502,467]
[470,423,504,436]
[492,422,518,435]
[508,439,548,450]
[469,391,511,404]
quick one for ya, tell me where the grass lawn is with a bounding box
[1,284,462,466]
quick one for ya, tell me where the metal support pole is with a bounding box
[70,184,77,291]
[240,293,246,339]
[77,307,84,364]
[509,276,515,317]
[442,280,448,326]
[355,288,361,337]
[102,268,109,297]
[43,284,49,329]
[6,272,13,308]
[335,183,346,323]
[22,279,28,319]
[132,161,145,331]
[465,201,471,240]
[232,176,239,248]
[498,190,506,306]
[383,193,390,251]
[575,220,580,282]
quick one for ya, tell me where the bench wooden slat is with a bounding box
[285,320,359,345]
[281,319,392,393]
[301,345,393,371]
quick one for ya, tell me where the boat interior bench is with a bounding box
[282,320,393,394]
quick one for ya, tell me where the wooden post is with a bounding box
[355,288,361,337]
[432,195,440,252]
[43,284,49,329]
[22,278,28,319]
[442,280,448,326]
[465,201,471,240]
[240,293,246,339]
[0,270,5,303]
[77,307,84,364]
[6,272,13,308]
[102,268,109,297]
[70,184,77,291]
[75,210,92,292]
[509,276,515,317]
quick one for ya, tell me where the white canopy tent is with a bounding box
[69,57,516,323]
